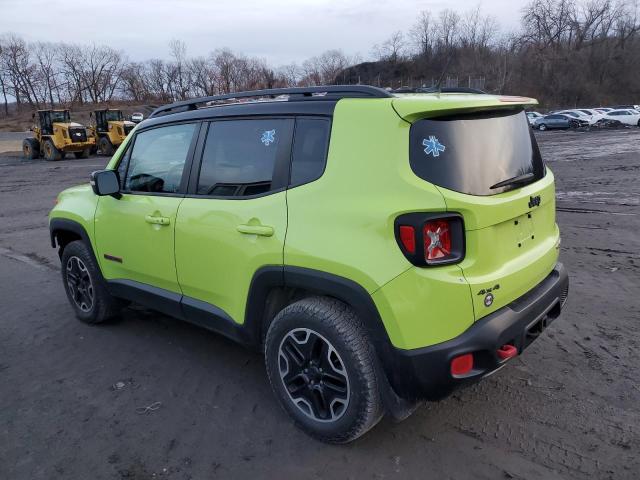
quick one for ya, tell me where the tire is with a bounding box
[265,297,383,443]
[60,240,124,324]
[569,120,579,129]
[74,148,90,159]
[538,123,547,131]
[99,136,114,156]
[22,138,40,159]
[43,138,61,161]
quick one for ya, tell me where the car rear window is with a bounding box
[409,109,545,196]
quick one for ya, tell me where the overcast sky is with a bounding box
[1,0,526,66]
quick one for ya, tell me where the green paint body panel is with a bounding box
[49,92,559,352]
[175,193,287,324]
[94,194,183,294]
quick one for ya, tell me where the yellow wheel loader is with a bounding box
[23,110,95,161]
[89,109,135,156]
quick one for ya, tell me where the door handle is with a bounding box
[237,224,274,237]
[145,215,170,226]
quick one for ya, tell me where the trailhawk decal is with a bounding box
[422,136,446,157]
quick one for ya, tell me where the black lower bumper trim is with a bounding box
[385,262,569,401]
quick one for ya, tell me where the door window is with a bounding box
[124,123,197,193]
[197,119,293,197]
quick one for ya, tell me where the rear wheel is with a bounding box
[265,297,384,443]
[99,136,114,156]
[61,240,124,324]
[22,138,40,159]
[74,148,90,159]
[43,138,61,161]
[538,123,547,131]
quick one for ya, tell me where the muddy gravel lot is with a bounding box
[1,128,639,479]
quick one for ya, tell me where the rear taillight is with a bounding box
[399,226,416,254]
[395,213,464,266]
[423,220,451,260]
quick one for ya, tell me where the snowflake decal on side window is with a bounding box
[261,129,276,146]
[422,136,446,157]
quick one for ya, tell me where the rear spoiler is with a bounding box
[391,94,538,122]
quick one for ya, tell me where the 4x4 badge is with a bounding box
[422,136,446,157]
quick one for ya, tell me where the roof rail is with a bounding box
[392,87,487,95]
[148,85,393,118]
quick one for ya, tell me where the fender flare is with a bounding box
[49,218,100,266]
[245,266,397,379]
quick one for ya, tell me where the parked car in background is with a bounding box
[594,108,613,114]
[602,109,640,126]
[555,110,597,125]
[130,112,144,123]
[576,109,605,124]
[534,113,588,130]
[526,111,543,125]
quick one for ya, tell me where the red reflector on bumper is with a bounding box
[497,344,518,360]
[451,353,474,376]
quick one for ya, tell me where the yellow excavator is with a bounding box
[23,110,95,161]
[89,109,136,156]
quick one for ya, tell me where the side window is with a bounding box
[124,123,197,193]
[197,119,292,197]
[290,118,330,186]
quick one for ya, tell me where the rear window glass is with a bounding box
[409,109,544,196]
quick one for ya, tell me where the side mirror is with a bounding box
[90,170,121,198]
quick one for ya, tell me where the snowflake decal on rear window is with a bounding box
[422,136,446,157]
[261,129,276,146]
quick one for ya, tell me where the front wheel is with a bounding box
[265,297,384,443]
[538,123,547,131]
[43,138,61,161]
[61,241,124,324]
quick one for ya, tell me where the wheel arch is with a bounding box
[49,218,98,263]
[246,266,396,371]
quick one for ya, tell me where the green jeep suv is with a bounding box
[49,86,569,443]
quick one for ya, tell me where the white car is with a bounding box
[602,109,640,126]
[526,111,544,125]
[556,109,598,125]
[594,107,613,114]
[130,112,144,123]
[576,109,606,124]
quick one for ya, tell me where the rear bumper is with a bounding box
[384,262,569,400]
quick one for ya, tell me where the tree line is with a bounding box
[1,0,638,114]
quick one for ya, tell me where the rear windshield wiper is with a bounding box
[490,172,535,190]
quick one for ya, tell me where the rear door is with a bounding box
[174,118,293,324]
[407,108,559,319]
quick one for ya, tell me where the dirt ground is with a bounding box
[0,128,639,479]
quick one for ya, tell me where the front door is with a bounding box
[95,122,199,294]
[175,118,293,324]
